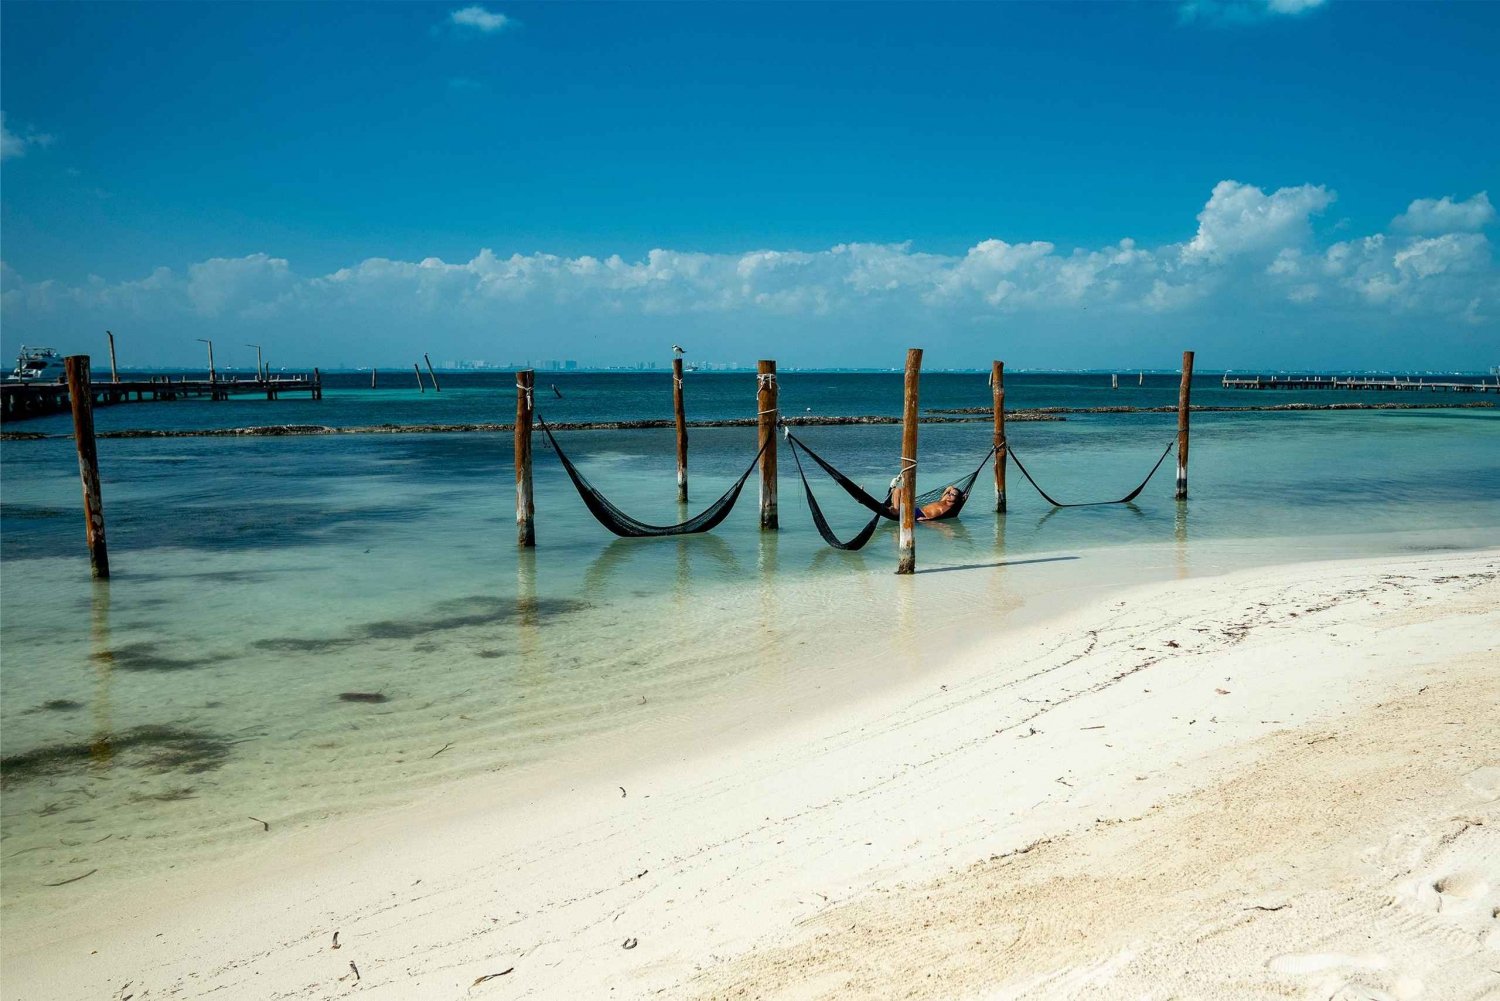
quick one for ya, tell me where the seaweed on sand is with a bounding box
[93,642,215,673]
[23,699,85,715]
[0,726,233,786]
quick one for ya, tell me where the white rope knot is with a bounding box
[516,381,534,409]
[756,373,777,390]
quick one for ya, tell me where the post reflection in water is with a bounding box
[516,547,541,682]
[89,582,114,768]
[1174,500,1190,579]
[756,530,782,678]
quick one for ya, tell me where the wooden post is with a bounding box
[313,367,322,400]
[1176,350,1194,500]
[897,348,922,575]
[414,363,425,393]
[424,353,442,392]
[106,331,119,383]
[65,356,109,579]
[371,368,378,389]
[672,356,688,502]
[756,359,778,530]
[992,361,1007,513]
[515,369,536,547]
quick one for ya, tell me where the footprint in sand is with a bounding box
[1265,954,1423,1001]
[1408,869,1493,916]
[1463,765,1500,800]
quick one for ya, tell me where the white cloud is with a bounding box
[1391,192,1494,235]
[1,111,55,161]
[450,6,509,33]
[1179,0,1327,26]
[3,180,1495,367]
[1183,180,1334,263]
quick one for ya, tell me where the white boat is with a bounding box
[8,346,68,383]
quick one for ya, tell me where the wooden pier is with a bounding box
[1221,375,1497,393]
[1,373,322,423]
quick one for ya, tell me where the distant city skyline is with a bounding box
[3,2,1497,370]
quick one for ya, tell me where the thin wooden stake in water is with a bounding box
[414,363,425,393]
[672,356,689,502]
[371,368,378,389]
[992,360,1007,513]
[1176,350,1195,500]
[106,331,119,384]
[756,359,778,530]
[516,369,536,548]
[897,347,923,575]
[424,353,442,392]
[65,356,109,579]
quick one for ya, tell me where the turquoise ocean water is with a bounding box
[2,372,1498,914]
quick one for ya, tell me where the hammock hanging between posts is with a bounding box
[787,438,888,551]
[537,415,768,538]
[1006,440,1175,508]
[784,430,995,521]
[783,429,996,551]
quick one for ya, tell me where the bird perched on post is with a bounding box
[672,344,685,356]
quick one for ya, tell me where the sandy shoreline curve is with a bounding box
[3,548,1496,1000]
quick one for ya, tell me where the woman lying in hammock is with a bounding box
[890,484,964,521]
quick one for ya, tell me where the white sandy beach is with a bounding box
[3,549,1497,1001]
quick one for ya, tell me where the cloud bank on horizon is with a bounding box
[2,181,1495,371]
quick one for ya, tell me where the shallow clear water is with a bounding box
[2,373,1497,915]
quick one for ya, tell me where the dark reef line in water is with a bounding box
[2,413,1060,441]
[3,401,1490,441]
[926,401,1496,415]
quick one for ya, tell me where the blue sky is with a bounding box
[2,1,1497,370]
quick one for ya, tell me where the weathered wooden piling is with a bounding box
[992,360,1007,513]
[756,360,778,530]
[897,348,923,575]
[424,354,442,392]
[414,363,425,393]
[198,338,216,384]
[312,367,322,400]
[65,356,109,579]
[106,331,119,383]
[1176,350,1194,500]
[515,369,536,547]
[672,356,689,502]
[371,368,378,389]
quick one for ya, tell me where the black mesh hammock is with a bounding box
[537,415,768,538]
[784,429,996,551]
[1005,439,1175,507]
[787,440,888,551]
